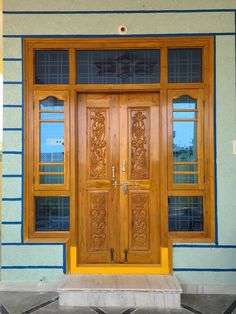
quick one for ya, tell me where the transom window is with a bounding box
[25,37,214,243]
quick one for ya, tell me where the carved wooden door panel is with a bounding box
[119,93,160,264]
[78,92,160,265]
[78,94,119,264]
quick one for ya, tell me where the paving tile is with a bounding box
[182,294,236,314]
[97,307,133,314]
[133,308,189,314]
[34,301,99,313]
[0,291,58,314]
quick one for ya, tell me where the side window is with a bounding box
[168,91,204,190]
[32,91,70,234]
[33,92,69,190]
[168,90,205,233]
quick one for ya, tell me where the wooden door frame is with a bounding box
[23,36,215,274]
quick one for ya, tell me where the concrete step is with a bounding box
[58,274,182,308]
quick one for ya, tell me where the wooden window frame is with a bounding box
[24,36,215,244]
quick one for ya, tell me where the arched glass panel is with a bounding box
[172,95,198,184]
[39,96,65,184]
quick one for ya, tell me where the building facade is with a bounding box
[2,0,236,291]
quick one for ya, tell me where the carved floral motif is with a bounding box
[90,110,107,178]
[131,193,149,249]
[90,193,107,250]
[130,110,149,179]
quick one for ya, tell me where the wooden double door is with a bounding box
[78,92,160,265]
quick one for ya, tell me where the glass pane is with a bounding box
[76,50,160,84]
[40,165,64,172]
[35,50,69,84]
[173,121,197,162]
[40,97,64,111]
[168,48,202,83]
[173,96,197,110]
[174,164,198,172]
[173,111,197,119]
[168,196,203,231]
[40,113,64,120]
[40,175,64,184]
[174,174,198,184]
[40,122,64,163]
[35,196,69,231]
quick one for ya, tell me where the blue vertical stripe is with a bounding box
[21,37,24,244]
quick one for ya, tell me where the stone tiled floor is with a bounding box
[0,292,235,314]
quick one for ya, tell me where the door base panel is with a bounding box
[70,247,171,274]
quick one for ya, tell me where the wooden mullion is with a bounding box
[39,172,64,175]
[172,118,198,122]
[39,162,64,167]
[39,119,65,123]
[173,171,198,175]
[174,162,198,165]
[39,110,64,113]
[173,109,198,112]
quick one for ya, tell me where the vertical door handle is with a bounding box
[111,165,115,181]
[122,160,126,172]
[124,248,128,263]
[110,248,115,263]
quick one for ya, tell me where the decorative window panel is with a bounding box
[35,196,70,231]
[168,196,203,232]
[76,50,160,84]
[168,92,204,190]
[33,91,69,191]
[168,48,202,83]
[35,50,69,84]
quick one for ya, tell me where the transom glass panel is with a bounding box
[76,50,160,84]
[168,48,202,83]
[35,50,69,84]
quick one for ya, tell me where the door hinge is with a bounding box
[33,101,35,109]
[33,176,35,184]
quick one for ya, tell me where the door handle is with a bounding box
[110,248,115,263]
[124,249,128,263]
[111,165,115,181]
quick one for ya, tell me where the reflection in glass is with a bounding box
[174,174,198,184]
[40,175,64,184]
[35,196,69,231]
[40,165,64,172]
[76,50,160,84]
[40,113,64,120]
[173,111,197,119]
[168,196,203,231]
[173,95,197,110]
[40,122,64,163]
[40,97,64,111]
[173,121,197,162]
[174,164,198,172]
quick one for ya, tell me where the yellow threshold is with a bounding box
[70,247,170,274]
